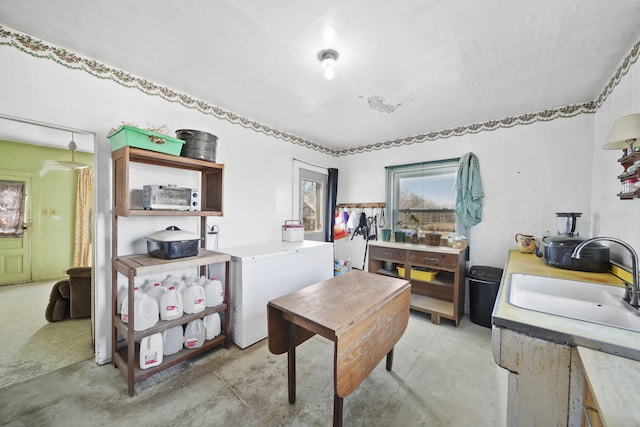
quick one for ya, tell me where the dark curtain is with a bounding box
[324,168,338,242]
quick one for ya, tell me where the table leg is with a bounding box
[333,393,343,427]
[288,321,296,404]
[386,347,394,371]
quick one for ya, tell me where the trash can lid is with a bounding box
[467,265,504,282]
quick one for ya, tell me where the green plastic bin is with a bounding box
[108,126,185,155]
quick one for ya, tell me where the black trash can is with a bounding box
[467,265,504,328]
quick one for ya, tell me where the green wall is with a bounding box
[0,139,94,281]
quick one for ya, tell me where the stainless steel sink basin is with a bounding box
[508,273,640,331]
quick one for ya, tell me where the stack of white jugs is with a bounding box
[119,274,224,370]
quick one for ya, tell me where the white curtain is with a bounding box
[73,168,93,267]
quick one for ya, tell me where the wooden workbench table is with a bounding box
[267,270,410,426]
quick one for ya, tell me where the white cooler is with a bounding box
[215,240,333,348]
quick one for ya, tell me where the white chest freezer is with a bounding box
[219,240,333,349]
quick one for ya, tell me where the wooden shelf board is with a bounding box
[115,208,223,217]
[114,304,227,341]
[114,333,228,391]
[408,276,454,288]
[375,268,400,278]
[115,249,230,276]
[120,146,224,171]
[410,294,454,317]
[618,189,640,199]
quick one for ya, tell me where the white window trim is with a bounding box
[386,158,459,234]
[292,159,328,220]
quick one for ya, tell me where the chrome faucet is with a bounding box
[571,237,639,309]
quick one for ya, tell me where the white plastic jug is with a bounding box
[175,280,187,294]
[183,273,198,286]
[160,286,183,321]
[162,274,180,289]
[183,284,206,314]
[120,287,139,323]
[184,319,205,349]
[162,326,184,356]
[133,291,160,331]
[203,313,221,340]
[117,286,128,314]
[139,333,163,369]
[195,276,209,287]
[144,281,164,309]
[204,279,224,307]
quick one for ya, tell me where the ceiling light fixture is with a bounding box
[603,113,640,154]
[318,49,339,80]
[54,132,90,170]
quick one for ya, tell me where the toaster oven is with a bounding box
[142,185,199,211]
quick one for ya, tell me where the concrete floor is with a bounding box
[0,312,497,426]
[0,280,93,388]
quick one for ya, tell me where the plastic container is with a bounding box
[160,286,183,321]
[122,287,160,331]
[144,281,164,309]
[282,220,304,242]
[139,333,163,370]
[184,319,205,349]
[203,313,221,340]
[204,279,224,307]
[108,125,185,155]
[134,292,160,331]
[396,267,438,282]
[467,265,504,328]
[120,287,137,323]
[183,284,206,314]
[162,326,184,356]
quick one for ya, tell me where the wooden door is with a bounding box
[0,175,31,285]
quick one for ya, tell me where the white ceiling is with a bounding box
[2,0,640,151]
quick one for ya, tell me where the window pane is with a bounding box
[387,159,458,234]
[302,179,323,232]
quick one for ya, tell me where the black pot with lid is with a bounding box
[541,236,610,273]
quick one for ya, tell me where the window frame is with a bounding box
[385,158,459,234]
[292,160,328,242]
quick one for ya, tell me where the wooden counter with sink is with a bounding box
[493,250,640,426]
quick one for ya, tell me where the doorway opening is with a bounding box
[0,115,96,386]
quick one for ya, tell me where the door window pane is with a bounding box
[302,179,323,232]
[0,180,26,237]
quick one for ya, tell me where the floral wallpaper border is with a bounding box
[1,25,638,157]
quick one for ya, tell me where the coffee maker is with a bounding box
[540,212,610,272]
[556,212,581,237]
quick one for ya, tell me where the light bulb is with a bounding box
[324,68,335,80]
[322,57,336,69]
[318,49,339,80]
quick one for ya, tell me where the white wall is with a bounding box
[592,53,640,262]
[336,114,595,270]
[0,46,336,363]
[2,32,639,363]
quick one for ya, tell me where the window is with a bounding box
[386,158,459,235]
[293,163,327,242]
[302,175,324,233]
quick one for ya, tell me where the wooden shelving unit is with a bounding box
[367,241,466,326]
[111,146,229,396]
[617,151,640,200]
